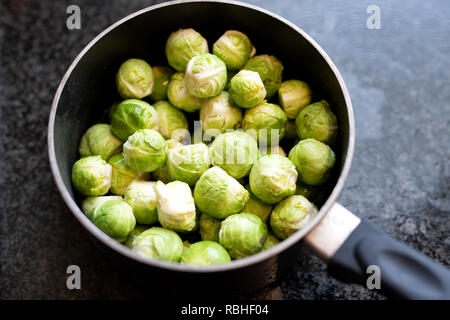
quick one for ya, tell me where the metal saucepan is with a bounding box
[48,0,450,299]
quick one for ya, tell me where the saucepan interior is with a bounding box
[48,0,353,294]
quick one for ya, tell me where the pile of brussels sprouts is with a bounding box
[71,28,338,266]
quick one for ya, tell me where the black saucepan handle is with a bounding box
[305,203,450,299]
[327,219,450,299]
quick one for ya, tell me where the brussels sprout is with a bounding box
[149,66,174,101]
[295,100,338,145]
[209,131,259,179]
[81,195,123,218]
[71,156,112,196]
[79,124,122,160]
[180,241,231,265]
[199,213,221,242]
[154,181,197,233]
[185,53,227,98]
[165,28,208,72]
[116,58,154,99]
[259,145,286,157]
[183,240,192,252]
[242,102,287,146]
[123,129,168,172]
[90,199,136,243]
[213,30,254,70]
[240,185,272,223]
[262,232,281,251]
[167,72,204,112]
[153,100,189,140]
[288,138,336,186]
[284,120,297,139]
[124,181,158,225]
[270,195,317,239]
[110,99,159,140]
[200,91,242,133]
[219,213,268,259]
[167,143,211,186]
[295,181,323,204]
[278,80,312,119]
[229,70,266,109]
[249,154,297,204]
[124,224,149,248]
[132,227,183,262]
[244,55,283,98]
[166,139,183,149]
[151,139,182,183]
[109,154,147,195]
[194,167,249,219]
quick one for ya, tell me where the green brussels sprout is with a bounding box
[213,30,255,70]
[183,240,192,252]
[153,100,189,140]
[149,66,174,101]
[288,138,336,186]
[81,195,123,218]
[165,28,208,72]
[295,181,323,204]
[209,131,259,179]
[166,139,183,149]
[154,181,197,233]
[219,213,268,259]
[78,124,122,160]
[242,102,287,146]
[284,120,297,139]
[152,165,171,183]
[132,227,183,262]
[295,182,315,198]
[200,91,242,133]
[116,58,154,99]
[185,53,227,98]
[229,70,266,109]
[108,154,147,195]
[90,199,136,243]
[124,224,149,248]
[151,139,182,183]
[110,99,159,140]
[295,100,338,145]
[167,143,211,186]
[249,154,297,204]
[199,213,221,242]
[124,181,158,225]
[123,129,168,172]
[244,55,284,98]
[180,241,231,265]
[270,195,317,239]
[71,156,112,196]
[259,145,286,157]
[240,185,272,223]
[167,72,204,112]
[194,167,249,219]
[278,80,312,119]
[262,232,281,251]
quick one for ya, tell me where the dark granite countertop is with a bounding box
[0,0,448,300]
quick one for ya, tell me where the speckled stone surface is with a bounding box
[0,0,448,299]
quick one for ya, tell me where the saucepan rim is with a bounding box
[47,0,355,273]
